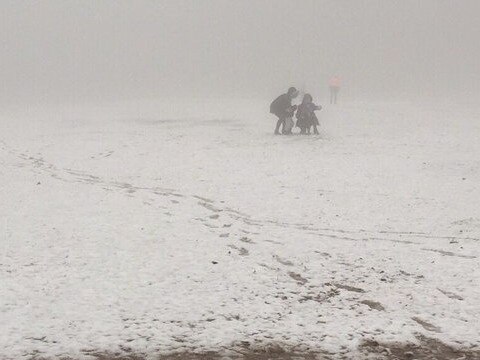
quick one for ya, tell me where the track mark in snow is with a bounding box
[437,288,464,301]
[299,289,340,303]
[258,263,278,271]
[6,141,477,251]
[198,201,222,213]
[273,255,294,266]
[225,208,250,217]
[264,239,284,245]
[239,236,255,244]
[369,237,420,245]
[193,195,214,203]
[288,272,308,285]
[332,283,366,293]
[360,300,385,311]
[412,317,442,333]
[66,169,101,179]
[421,248,477,259]
[314,251,332,258]
[305,225,480,242]
[5,147,186,201]
[227,245,249,256]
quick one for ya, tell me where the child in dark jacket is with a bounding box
[296,94,322,135]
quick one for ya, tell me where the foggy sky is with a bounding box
[1,0,479,104]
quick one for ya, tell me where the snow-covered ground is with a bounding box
[1,98,479,359]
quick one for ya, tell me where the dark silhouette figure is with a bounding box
[270,87,299,135]
[296,94,322,135]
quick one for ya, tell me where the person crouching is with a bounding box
[270,87,299,135]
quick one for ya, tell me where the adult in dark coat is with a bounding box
[270,87,299,135]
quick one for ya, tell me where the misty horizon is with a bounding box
[1,0,480,105]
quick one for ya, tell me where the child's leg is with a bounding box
[313,124,319,135]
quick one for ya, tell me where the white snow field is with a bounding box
[1,99,479,359]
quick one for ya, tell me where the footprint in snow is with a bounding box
[228,245,249,256]
[288,272,308,285]
[274,255,294,266]
[360,300,385,311]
